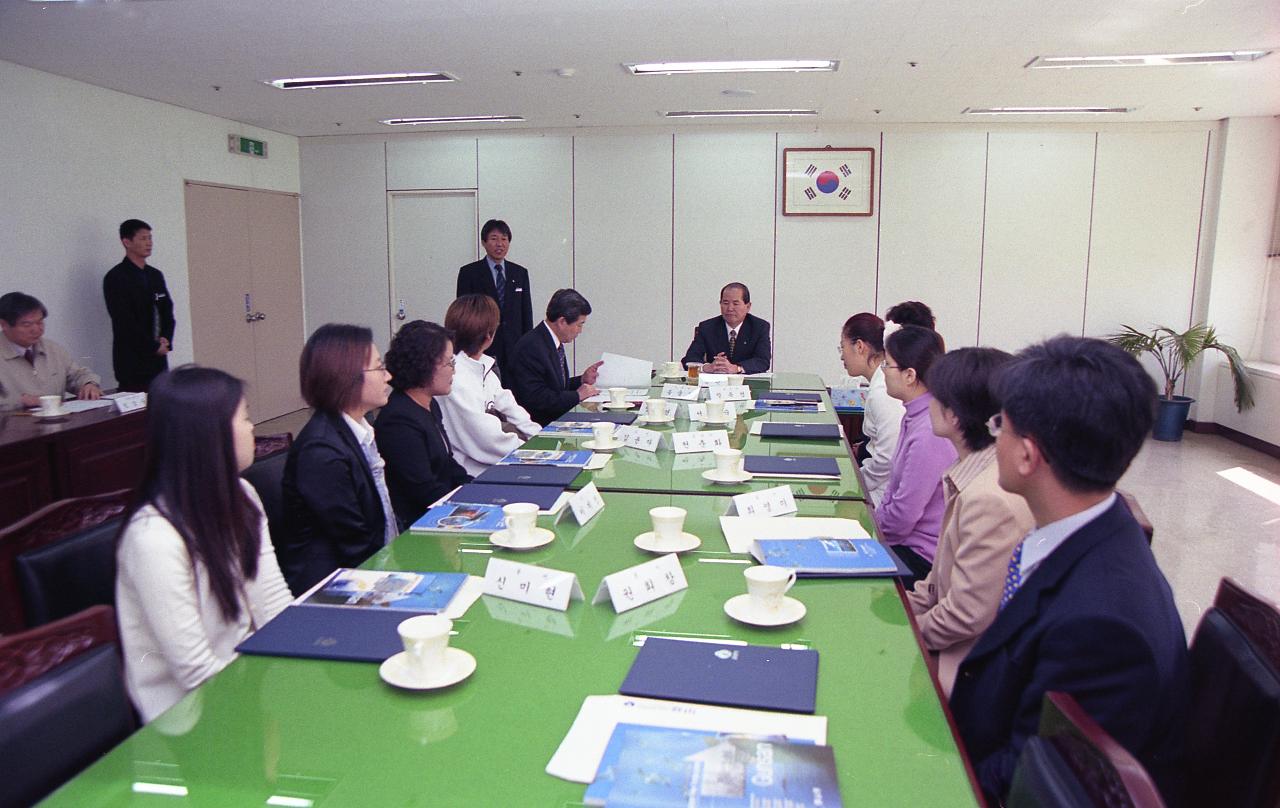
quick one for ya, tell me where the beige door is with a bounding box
[388,191,478,335]
[185,182,305,422]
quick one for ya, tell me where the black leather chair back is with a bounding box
[243,451,289,555]
[0,644,135,807]
[1186,608,1280,808]
[15,518,121,628]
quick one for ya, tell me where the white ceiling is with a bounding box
[1,0,1278,137]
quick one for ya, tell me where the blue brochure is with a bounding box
[619,638,819,714]
[757,391,822,404]
[236,605,415,662]
[743,455,841,478]
[449,481,565,510]
[759,422,841,440]
[473,464,580,488]
[585,724,839,808]
[550,411,638,424]
[410,502,507,534]
[497,449,593,467]
[303,568,468,611]
[752,400,820,412]
[751,538,904,577]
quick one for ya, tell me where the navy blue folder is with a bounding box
[235,606,412,662]
[757,391,822,404]
[552,411,638,424]
[743,455,841,478]
[619,638,819,714]
[759,422,841,440]
[474,464,580,487]
[448,481,565,510]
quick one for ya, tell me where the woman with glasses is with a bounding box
[839,313,905,506]
[280,323,397,594]
[905,348,1034,695]
[375,320,473,530]
[437,294,541,476]
[877,325,958,586]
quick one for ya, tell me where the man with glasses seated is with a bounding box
[509,289,603,426]
[681,282,771,375]
[0,292,101,410]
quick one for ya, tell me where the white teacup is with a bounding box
[713,447,743,477]
[398,614,453,679]
[663,361,682,377]
[717,401,736,421]
[645,399,668,420]
[38,395,63,416]
[608,387,627,406]
[744,565,797,612]
[502,502,540,541]
[649,506,687,546]
[727,373,744,386]
[591,421,617,446]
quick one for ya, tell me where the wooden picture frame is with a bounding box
[782,147,875,216]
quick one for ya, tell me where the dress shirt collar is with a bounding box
[458,350,498,379]
[725,318,744,339]
[341,412,376,448]
[2,337,33,360]
[543,321,563,350]
[1019,491,1117,580]
[486,256,505,282]
[868,364,886,391]
[944,445,996,499]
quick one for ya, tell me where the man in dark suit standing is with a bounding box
[456,219,533,380]
[949,336,1190,805]
[103,219,176,392]
[681,282,771,374]
[509,289,603,425]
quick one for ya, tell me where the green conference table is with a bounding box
[44,492,977,807]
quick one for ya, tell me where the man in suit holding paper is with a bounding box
[949,336,1190,804]
[682,282,771,375]
[509,288,603,425]
[456,219,533,380]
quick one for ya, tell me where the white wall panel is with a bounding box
[673,133,776,369]
[572,134,673,370]
[300,140,392,347]
[386,136,477,190]
[774,129,883,382]
[1084,131,1209,339]
[979,132,1096,351]
[878,131,987,348]
[478,135,574,333]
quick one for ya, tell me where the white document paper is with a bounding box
[584,453,611,471]
[442,575,487,619]
[55,399,116,414]
[546,694,829,783]
[596,352,654,389]
[582,391,647,403]
[718,515,871,554]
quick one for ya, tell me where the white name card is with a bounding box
[483,558,584,612]
[562,482,605,525]
[614,425,663,452]
[661,383,701,401]
[671,429,730,454]
[726,485,798,518]
[112,392,147,413]
[697,373,730,388]
[706,385,751,402]
[592,553,688,613]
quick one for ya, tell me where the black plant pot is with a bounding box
[1152,396,1194,441]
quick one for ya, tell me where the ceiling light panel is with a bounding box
[381,116,524,126]
[267,73,455,90]
[627,60,838,75]
[664,109,818,118]
[1027,51,1272,68]
[962,106,1135,115]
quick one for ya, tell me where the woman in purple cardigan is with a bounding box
[877,325,957,586]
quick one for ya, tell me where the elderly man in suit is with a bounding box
[456,219,533,380]
[509,289,603,425]
[949,336,1190,805]
[681,282,771,375]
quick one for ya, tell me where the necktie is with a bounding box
[494,264,506,309]
[22,347,35,366]
[728,329,737,361]
[999,541,1025,610]
[557,343,569,388]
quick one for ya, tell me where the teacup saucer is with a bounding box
[601,401,638,410]
[723,594,806,627]
[699,414,732,425]
[638,413,675,424]
[633,531,701,553]
[582,438,622,452]
[33,411,70,422]
[661,373,686,380]
[702,468,754,484]
[380,647,477,690]
[489,527,556,550]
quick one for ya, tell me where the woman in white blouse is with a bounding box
[115,366,292,723]
[839,313,905,506]
[437,294,541,475]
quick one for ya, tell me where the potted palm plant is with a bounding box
[1107,323,1256,441]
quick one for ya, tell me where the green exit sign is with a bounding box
[227,134,268,158]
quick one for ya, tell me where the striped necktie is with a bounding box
[727,329,737,361]
[494,264,506,309]
[557,343,569,388]
[999,541,1025,610]
[23,347,35,366]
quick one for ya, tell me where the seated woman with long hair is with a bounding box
[115,366,292,723]
[905,348,1034,695]
[877,325,958,586]
[437,294,541,475]
[374,320,473,530]
[280,324,397,594]
[839,313,904,506]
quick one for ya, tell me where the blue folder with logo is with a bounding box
[551,411,638,424]
[448,481,565,510]
[473,464,580,488]
[757,391,822,404]
[743,455,841,478]
[236,605,411,662]
[618,638,819,714]
[759,422,841,440]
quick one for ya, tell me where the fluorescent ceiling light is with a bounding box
[266,797,315,808]
[267,73,454,90]
[627,60,838,75]
[1028,51,1272,68]
[962,106,1135,115]
[664,109,818,118]
[131,783,190,797]
[381,115,524,126]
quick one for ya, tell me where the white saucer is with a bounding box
[700,415,732,425]
[489,526,556,550]
[634,531,702,553]
[638,414,675,424]
[33,411,70,422]
[702,468,754,484]
[380,647,477,690]
[601,401,638,409]
[723,594,806,627]
[582,439,623,452]
[661,373,687,380]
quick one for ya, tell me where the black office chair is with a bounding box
[242,450,290,557]
[0,606,136,807]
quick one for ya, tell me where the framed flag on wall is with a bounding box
[782,147,875,216]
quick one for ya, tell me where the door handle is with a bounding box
[396,298,407,321]
[246,311,267,322]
